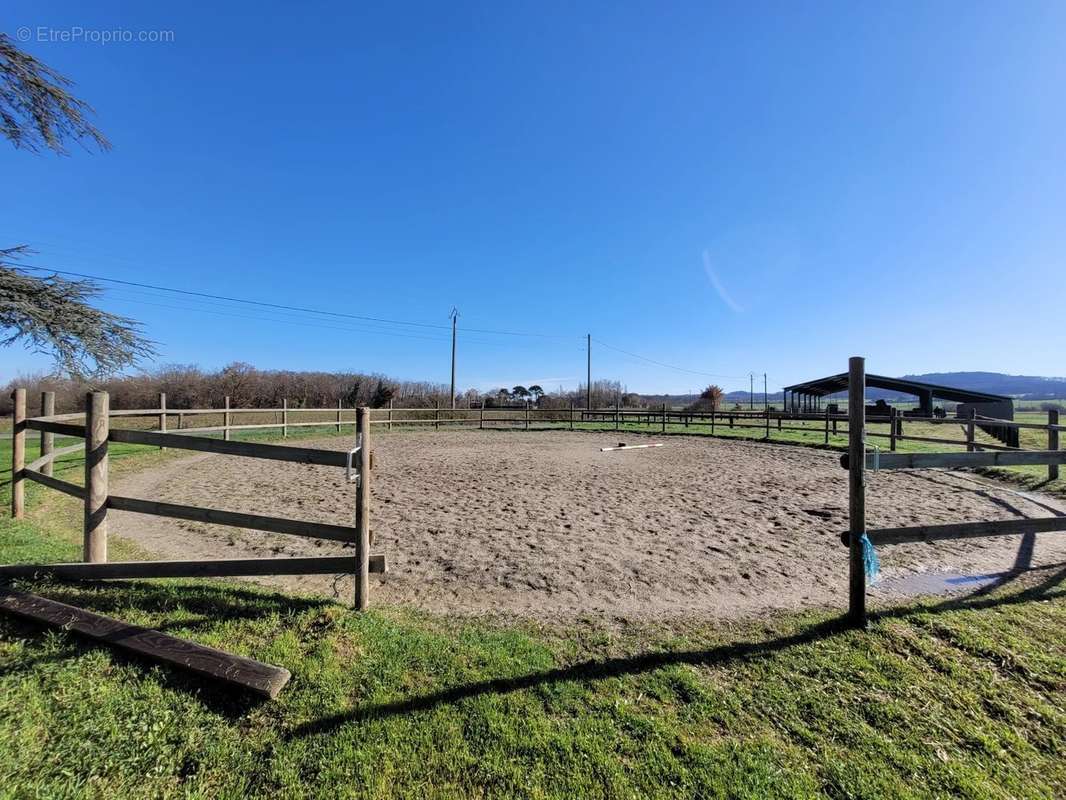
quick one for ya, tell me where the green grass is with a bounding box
[1,424,1065,797]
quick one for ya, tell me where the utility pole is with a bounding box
[586,333,592,410]
[749,373,754,410]
[449,307,458,410]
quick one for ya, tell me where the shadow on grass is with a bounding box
[0,579,334,716]
[2,561,1064,724]
[286,562,1066,738]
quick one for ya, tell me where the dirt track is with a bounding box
[110,430,1066,621]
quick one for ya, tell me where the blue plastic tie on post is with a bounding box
[860,532,880,583]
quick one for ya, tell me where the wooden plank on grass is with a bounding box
[107,428,350,468]
[0,555,387,580]
[108,495,361,543]
[0,587,290,699]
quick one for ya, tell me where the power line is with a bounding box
[591,338,749,381]
[15,263,579,340]
[10,259,775,388]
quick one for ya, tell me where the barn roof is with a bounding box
[781,373,1011,404]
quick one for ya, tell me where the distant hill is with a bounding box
[643,372,1066,407]
[892,372,1066,399]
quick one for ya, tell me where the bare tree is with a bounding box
[699,384,724,411]
[1,32,110,153]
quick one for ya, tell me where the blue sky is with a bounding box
[3,2,1064,394]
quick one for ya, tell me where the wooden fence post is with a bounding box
[525,401,530,431]
[847,356,867,627]
[570,401,574,431]
[224,396,231,441]
[480,403,485,430]
[889,407,897,452]
[614,402,619,432]
[388,398,393,432]
[40,391,55,478]
[84,391,109,564]
[282,398,288,438]
[336,399,342,434]
[966,409,976,453]
[711,410,716,435]
[1049,410,1060,481]
[435,400,440,431]
[11,388,25,519]
[662,403,667,433]
[158,392,167,450]
[767,408,771,440]
[354,406,371,610]
[824,406,830,445]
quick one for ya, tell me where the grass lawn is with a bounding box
[0,423,1064,798]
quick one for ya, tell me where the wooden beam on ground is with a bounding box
[0,555,387,580]
[0,586,290,699]
[107,428,350,468]
[108,495,361,543]
[840,515,1066,546]
[600,443,665,452]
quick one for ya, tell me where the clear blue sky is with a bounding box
[4,2,1064,394]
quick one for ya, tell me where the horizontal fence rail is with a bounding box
[0,556,387,581]
[840,449,1066,471]
[108,428,351,467]
[107,495,364,543]
[840,516,1066,547]
[5,391,383,617]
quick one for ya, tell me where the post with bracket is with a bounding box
[966,409,976,453]
[847,357,867,627]
[354,406,372,610]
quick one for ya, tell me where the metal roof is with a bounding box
[781,373,1011,403]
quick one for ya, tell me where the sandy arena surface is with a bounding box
[110,430,1066,621]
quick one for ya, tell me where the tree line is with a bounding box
[0,365,640,415]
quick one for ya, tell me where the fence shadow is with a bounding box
[287,562,1066,738]
[2,563,1064,723]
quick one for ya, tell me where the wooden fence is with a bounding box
[4,389,385,609]
[836,358,1066,626]
[7,382,1064,635]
